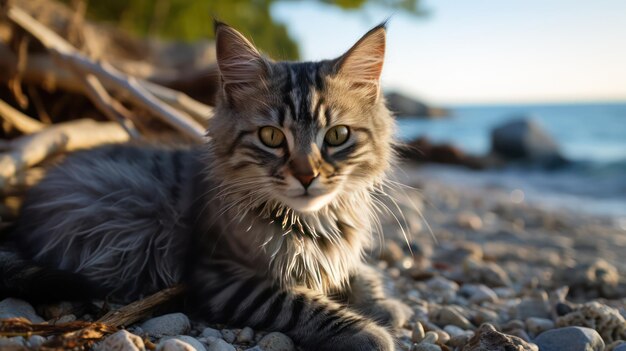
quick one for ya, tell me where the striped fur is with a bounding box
[7,23,411,350]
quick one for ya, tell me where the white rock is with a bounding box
[207,338,235,351]
[140,313,190,337]
[257,332,295,351]
[160,336,207,351]
[0,298,44,323]
[411,321,425,342]
[157,337,207,351]
[95,330,145,351]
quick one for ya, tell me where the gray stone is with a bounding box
[460,284,499,304]
[220,329,237,343]
[525,317,554,337]
[411,343,442,351]
[140,313,190,337]
[516,296,550,320]
[257,332,295,351]
[95,330,145,351]
[430,306,474,330]
[0,337,27,351]
[200,328,222,339]
[613,343,626,351]
[426,276,459,292]
[244,347,263,351]
[207,339,235,351]
[443,325,467,338]
[26,335,46,349]
[534,327,605,351]
[0,298,44,323]
[236,327,254,344]
[490,118,567,167]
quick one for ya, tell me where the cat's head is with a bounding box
[208,22,395,214]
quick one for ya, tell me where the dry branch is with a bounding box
[97,285,186,328]
[7,6,206,142]
[0,119,130,188]
[0,98,45,134]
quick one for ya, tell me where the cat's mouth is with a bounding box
[280,191,337,213]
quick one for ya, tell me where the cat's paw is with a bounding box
[320,323,395,351]
[367,298,414,329]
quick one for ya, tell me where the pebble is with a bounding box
[515,295,550,320]
[0,338,27,351]
[26,335,46,349]
[157,338,203,351]
[257,332,295,351]
[430,306,474,330]
[462,323,538,351]
[443,324,467,337]
[0,298,44,323]
[411,321,425,342]
[410,343,441,351]
[166,336,207,351]
[95,330,145,351]
[426,276,459,292]
[460,284,499,304]
[456,212,483,231]
[525,317,554,337]
[220,329,237,343]
[422,331,438,344]
[207,339,236,351]
[236,327,255,344]
[534,326,605,351]
[140,313,191,337]
[613,344,626,351]
[556,301,626,343]
[200,327,222,339]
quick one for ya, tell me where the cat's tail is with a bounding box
[0,245,102,303]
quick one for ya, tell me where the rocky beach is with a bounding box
[1,160,625,351]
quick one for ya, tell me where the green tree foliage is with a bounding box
[62,0,424,60]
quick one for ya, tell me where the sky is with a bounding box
[272,0,626,105]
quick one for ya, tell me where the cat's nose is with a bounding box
[294,173,317,189]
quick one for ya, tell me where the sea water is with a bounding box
[395,102,626,219]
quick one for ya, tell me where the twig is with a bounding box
[78,71,140,138]
[97,285,186,328]
[0,98,45,134]
[0,119,130,189]
[140,80,213,125]
[7,6,206,142]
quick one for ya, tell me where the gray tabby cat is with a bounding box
[7,22,412,350]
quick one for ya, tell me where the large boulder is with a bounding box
[490,118,568,167]
[385,92,448,118]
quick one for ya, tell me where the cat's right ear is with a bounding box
[214,21,268,103]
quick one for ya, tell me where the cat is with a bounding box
[4,21,413,350]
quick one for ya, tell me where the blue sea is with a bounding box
[395,102,626,219]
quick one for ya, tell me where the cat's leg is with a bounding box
[188,270,395,351]
[344,264,413,329]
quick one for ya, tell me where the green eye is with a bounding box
[324,125,350,146]
[259,126,285,148]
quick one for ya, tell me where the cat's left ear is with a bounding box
[335,23,386,102]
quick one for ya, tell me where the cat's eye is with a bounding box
[259,126,285,148]
[324,125,350,146]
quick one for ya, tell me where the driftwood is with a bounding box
[6,6,207,142]
[0,285,185,350]
[97,285,186,327]
[0,98,45,134]
[0,119,130,189]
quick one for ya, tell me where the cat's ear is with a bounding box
[334,23,386,102]
[214,21,268,102]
